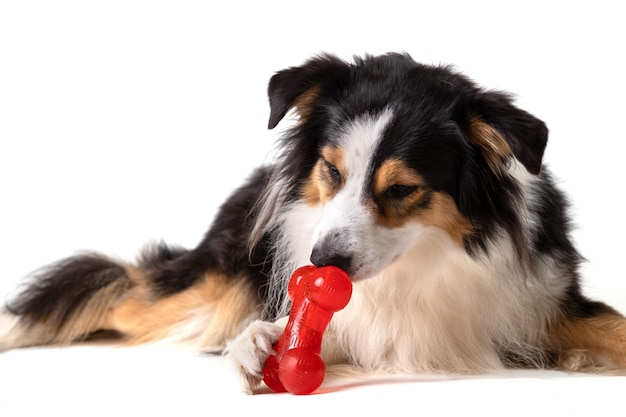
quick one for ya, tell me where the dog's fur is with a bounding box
[2,53,626,393]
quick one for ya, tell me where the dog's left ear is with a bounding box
[466,91,548,175]
[267,54,350,129]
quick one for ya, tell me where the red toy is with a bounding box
[262,265,352,395]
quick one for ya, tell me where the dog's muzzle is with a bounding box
[310,228,353,273]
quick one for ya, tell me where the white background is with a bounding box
[1,1,625,415]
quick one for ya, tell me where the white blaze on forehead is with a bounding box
[313,109,393,242]
[337,108,394,201]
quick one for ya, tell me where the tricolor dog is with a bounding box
[2,53,625,393]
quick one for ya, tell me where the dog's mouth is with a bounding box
[310,222,417,283]
[309,253,393,283]
[340,263,370,283]
[351,254,402,282]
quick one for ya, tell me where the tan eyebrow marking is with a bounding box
[301,145,346,205]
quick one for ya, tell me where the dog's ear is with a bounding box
[466,91,548,175]
[267,54,350,129]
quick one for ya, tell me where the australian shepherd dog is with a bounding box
[2,53,625,393]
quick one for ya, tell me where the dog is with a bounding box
[1,52,625,394]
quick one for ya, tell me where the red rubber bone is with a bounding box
[262,265,352,395]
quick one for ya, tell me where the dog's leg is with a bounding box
[553,310,626,371]
[226,317,350,393]
[103,272,260,350]
[225,318,286,393]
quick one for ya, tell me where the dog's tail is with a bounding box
[1,251,135,351]
[0,241,259,352]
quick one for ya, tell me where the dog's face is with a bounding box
[301,108,472,280]
[268,54,549,280]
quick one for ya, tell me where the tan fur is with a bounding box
[302,160,325,204]
[417,193,473,245]
[373,158,424,195]
[552,312,626,370]
[0,273,133,350]
[292,85,321,122]
[56,277,133,344]
[105,270,260,349]
[467,117,513,173]
[302,145,345,204]
[371,158,472,244]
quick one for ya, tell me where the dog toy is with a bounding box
[262,265,352,395]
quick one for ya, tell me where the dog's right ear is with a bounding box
[267,54,350,129]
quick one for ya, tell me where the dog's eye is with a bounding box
[386,184,420,199]
[324,161,341,185]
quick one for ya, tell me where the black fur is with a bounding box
[7,253,131,331]
[145,167,274,298]
[264,53,597,321]
[266,54,547,261]
[11,53,586,323]
[4,53,619,372]
[6,167,277,327]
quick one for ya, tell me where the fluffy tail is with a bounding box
[1,252,135,351]
[1,242,261,353]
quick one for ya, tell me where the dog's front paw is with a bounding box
[225,319,283,394]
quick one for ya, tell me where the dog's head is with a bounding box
[268,53,548,280]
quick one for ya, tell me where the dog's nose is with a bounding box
[310,247,352,273]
